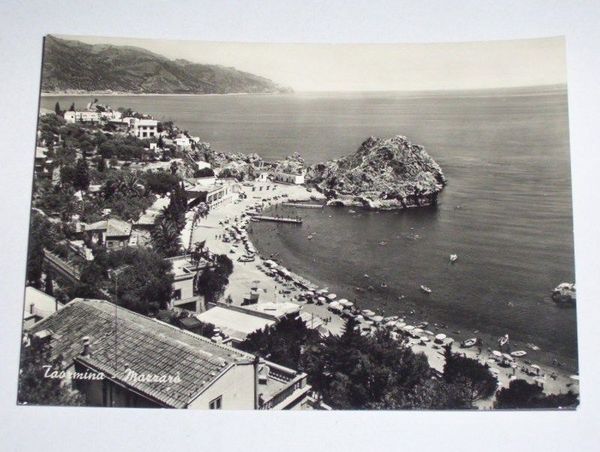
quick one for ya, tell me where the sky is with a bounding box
[60,35,567,92]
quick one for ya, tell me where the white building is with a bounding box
[175,134,192,151]
[273,171,305,185]
[133,119,158,139]
[63,110,101,124]
[166,255,208,312]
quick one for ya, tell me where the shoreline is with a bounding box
[41,91,285,97]
[185,180,579,405]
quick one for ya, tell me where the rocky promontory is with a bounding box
[552,283,576,305]
[306,135,446,209]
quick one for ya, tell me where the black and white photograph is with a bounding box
[16,34,580,411]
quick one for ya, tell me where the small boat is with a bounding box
[381,282,388,288]
[379,241,387,246]
[461,338,478,348]
[307,234,313,240]
[349,209,356,214]
[527,343,541,351]
[450,254,458,263]
[511,350,527,358]
[420,285,432,294]
[364,274,370,279]
[498,334,509,347]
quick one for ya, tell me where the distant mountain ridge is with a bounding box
[41,36,291,95]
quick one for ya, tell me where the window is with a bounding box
[209,396,222,409]
[173,289,182,300]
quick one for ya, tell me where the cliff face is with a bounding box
[306,136,446,209]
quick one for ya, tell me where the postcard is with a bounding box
[19,35,578,409]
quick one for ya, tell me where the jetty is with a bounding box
[282,202,324,209]
[254,215,303,224]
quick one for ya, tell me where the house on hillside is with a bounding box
[185,183,234,209]
[23,286,63,328]
[25,298,315,410]
[132,119,158,139]
[273,171,305,185]
[64,111,101,124]
[166,255,208,313]
[84,218,132,250]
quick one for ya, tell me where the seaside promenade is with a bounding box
[184,180,579,405]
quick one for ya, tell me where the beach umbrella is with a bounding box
[395,321,406,329]
[531,364,541,370]
[327,293,337,300]
[372,315,384,323]
[420,336,431,342]
[435,333,447,342]
[403,325,415,331]
[317,296,326,303]
[413,328,424,334]
[446,337,455,345]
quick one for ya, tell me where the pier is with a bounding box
[254,215,303,224]
[282,202,324,209]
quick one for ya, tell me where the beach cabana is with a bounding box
[434,333,447,344]
[328,301,343,313]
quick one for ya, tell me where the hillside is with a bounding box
[41,36,290,95]
[307,136,446,209]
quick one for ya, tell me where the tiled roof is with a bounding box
[106,219,132,238]
[84,219,132,238]
[27,298,255,408]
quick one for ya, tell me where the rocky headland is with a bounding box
[306,135,446,209]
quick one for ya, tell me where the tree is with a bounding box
[194,167,215,178]
[54,101,61,116]
[190,240,207,266]
[442,345,498,406]
[151,216,182,257]
[44,271,54,296]
[97,157,106,172]
[107,248,175,315]
[73,158,90,191]
[495,379,579,409]
[18,337,84,406]
[69,102,76,111]
[195,254,233,303]
[240,314,320,369]
[26,213,53,287]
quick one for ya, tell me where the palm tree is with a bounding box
[151,217,182,257]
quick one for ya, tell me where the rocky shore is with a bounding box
[306,135,446,209]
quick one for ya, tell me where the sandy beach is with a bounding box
[184,180,579,406]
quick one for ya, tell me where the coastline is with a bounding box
[41,91,285,97]
[185,180,579,406]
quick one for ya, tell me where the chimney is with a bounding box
[81,336,92,357]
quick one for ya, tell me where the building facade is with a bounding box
[25,298,313,409]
